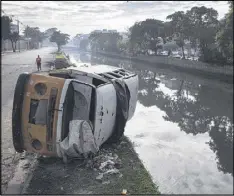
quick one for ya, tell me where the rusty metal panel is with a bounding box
[22,74,65,156]
[94,84,117,146]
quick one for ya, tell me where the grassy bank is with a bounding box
[22,136,160,195]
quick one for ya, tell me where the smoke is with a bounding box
[69,54,81,66]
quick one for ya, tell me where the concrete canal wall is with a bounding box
[95,51,233,84]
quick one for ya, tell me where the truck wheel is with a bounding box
[12,73,29,153]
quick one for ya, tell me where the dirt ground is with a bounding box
[22,136,160,195]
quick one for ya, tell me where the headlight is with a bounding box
[31,139,42,150]
[34,83,47,96]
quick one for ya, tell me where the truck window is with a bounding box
[29,99,48,125]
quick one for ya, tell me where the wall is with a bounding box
[95,51,233,83]
[2,39,28,52]
[1,39,47,52]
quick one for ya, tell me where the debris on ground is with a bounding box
[104,168,119,175]
[24,137,160,195]
[82,142,125,183]
[22,163,31,169]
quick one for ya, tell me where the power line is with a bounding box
[2,9,28,30]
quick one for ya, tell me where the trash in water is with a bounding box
[102,180,110,185]
[96,173,104,181]
[121,189,127,195]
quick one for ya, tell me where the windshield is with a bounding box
[61,81,95,140]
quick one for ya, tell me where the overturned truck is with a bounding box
[12,64,138,161]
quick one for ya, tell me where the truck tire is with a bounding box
[12,73,29,153]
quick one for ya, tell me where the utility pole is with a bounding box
[26,25,29,50]
[17,19,20,52]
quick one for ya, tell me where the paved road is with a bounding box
[1,47,56,193]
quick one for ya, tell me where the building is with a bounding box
[10,24,19,33]
[92,30,102,34]
[72,33,90,49]
[42,29,57,47]
[108,30,117,33]
[119,32,129,42]
[91,29,118,34]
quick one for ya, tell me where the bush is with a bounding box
[199,48,227,65]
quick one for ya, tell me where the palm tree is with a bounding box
[50,30,70,51]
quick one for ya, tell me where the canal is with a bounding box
[64,47,233,194]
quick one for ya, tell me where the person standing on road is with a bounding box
[36,55,42,71]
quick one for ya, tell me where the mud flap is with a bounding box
[12,73,29,153]
[59,120,99,162]
[106,79,130,143]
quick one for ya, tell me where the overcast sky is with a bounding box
[2,1,230,37]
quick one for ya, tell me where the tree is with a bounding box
[216,1,233,64]
[79,39,89,51]
[105,32,122,52]
[166,11,191,59]
[89,31,122,52]
[117,39,129,54]
[1,15,12,51]
[9,32,20,52]
[162,21,174,43]
[45,28,58,34]
[50,30,70,51]
[1,15,20,52]
[1,15,12,40]
[73,33,82,48]
[129,19,165,56]
[89,32,104,51]
[190,37,199,59]
[129,22,144,55]
[186,6,219,62]
[23,26,45,49]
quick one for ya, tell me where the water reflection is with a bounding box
[91,54,233,179]
[137,70,233,176]
[65,48,233,194]
[79,52,91,63]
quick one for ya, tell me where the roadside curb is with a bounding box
[5,155,38,194]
